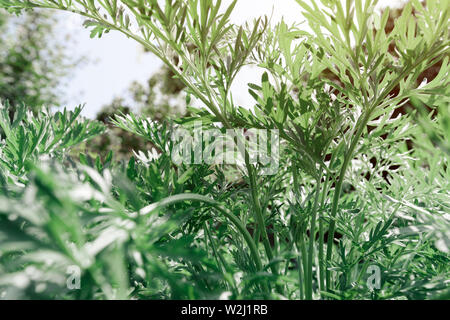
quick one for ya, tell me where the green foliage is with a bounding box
[0,0,448,300]
[0,102,105,180]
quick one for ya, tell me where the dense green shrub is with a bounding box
[0,0,448,300]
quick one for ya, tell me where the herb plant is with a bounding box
[0,0,448,300]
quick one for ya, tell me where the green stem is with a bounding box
[318,173,330,296]
[295,243,304,300]
[299,231,308,299]
[244,158,287,297]
[325,111,371,291]
[245,159,281,287]
[204,221,231,290]
[305,175,322,300]
[143,193,263,273]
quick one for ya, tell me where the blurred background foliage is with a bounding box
[0,8,187,162]
[0,9,79,110]
[2,3,442,162]
[82,65,187,161]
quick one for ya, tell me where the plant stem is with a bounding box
[204,221,231,290]
[299,231,308,299]
[318,172,330,295]
[325,111,371,291]
[305,175,322,299]
[143,193,264,273]
[246,161,276,269]
[295,243,304,300]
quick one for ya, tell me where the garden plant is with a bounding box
[0,0,449,300]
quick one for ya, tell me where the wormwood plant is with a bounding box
[0,0,449,300]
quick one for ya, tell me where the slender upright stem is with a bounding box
[295,242,304,300]
[325,111,371,291]
[299,231,308,298]
[204,221,231,290]
[143,193,264,272]
[318,173,330,295]
[305,175,322,299]
[245,159,278,276]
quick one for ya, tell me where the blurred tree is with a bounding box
[0,9,79,110]
[81,64,187,161]
[132,65,186,120]
[82,98,153,162]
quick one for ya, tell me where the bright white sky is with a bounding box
[59,0,405,118]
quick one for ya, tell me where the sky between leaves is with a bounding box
[57,0,407,119]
